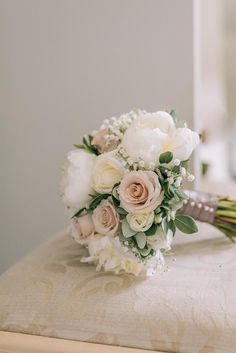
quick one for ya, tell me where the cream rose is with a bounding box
[92,199,120,236]
[119,171,163,213]
[92,151,124,193]
[121,111,175,166]
[61,149,95,210]
[71,214,95,245]
[126,212,154,232]
[91,128,118,153]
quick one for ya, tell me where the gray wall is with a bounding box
[0,0,196,273]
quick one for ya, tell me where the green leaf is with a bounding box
[135,232,146,249]
[172,165,180,173]
[73,144,86,149]
[81,135,100,156]
[112,195,120,207]
[175,215,198,234]
[116,207,128,215]
[168,219,176,236]
[169,109,177,124]
[162,218,168,234]
[89,193,110,209]
[180,160,189,169]
[122,220,137,238]
[159,151,173,164]
[72,207,86,218]
[145,223,158,236]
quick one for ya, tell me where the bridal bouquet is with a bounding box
[61,109,201,275]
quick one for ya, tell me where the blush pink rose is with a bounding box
[92,199,120,236]
[92,128,118,153]
[118,171,163,213]
[72,214,95,244]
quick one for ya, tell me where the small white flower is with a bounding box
[180,167,187,177]
[174,159,180,166]
[174,176,182,187]
[149,162,155,170]
[187,174,195,182]
[127,158,134,165]
[168,177,174,185]
[139,160,145,168]
[109,134,115,141]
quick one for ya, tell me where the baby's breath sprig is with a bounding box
[99,110,143,148]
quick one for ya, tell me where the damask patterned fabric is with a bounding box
[0,223,236,353]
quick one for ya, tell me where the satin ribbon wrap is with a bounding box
[179,190,219,224]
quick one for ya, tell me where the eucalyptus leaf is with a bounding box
[122,219,137,238]
[140,244,152,257]
[135,232,147,249]
[119,232,127,242]
[168,200,184,211]
[174,188,188,200]
[175,215,198,234]
[159,151,173,164]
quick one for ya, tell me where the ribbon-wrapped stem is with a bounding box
[179,190,236,242]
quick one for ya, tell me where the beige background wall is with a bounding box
[0,0,197,273]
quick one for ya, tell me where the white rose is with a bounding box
[61,149,95,209]
[122,111,174,166]
[93,151,124,193]
[126,212,154,232]
[165,128,200,161]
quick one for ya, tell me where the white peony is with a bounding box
[61,149,95,210]
[122,111,199,165]
[167,127,200,161]
[81,235,143,276]
[121,111,174,166]
[126,212,154,232]
[92,151,124,193]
